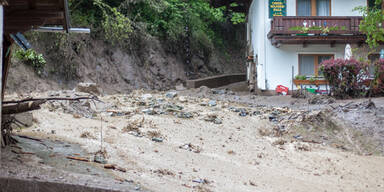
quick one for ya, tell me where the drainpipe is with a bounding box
[264,0,268,90]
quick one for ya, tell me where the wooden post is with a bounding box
[0,4,4,150]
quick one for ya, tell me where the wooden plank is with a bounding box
[0,5,3,148]
[63,0,70,33]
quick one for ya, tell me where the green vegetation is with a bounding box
[354,0,384,48]
[289,26,347,34]
[294,75,307,80]
[14,49,46,76]
[69,0,245,54]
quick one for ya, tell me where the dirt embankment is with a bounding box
[6,28,245,95]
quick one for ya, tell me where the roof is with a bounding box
[3,0,70,34]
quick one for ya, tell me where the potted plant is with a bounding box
[321,27,329,36]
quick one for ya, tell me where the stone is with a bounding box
[152,137,163,142]
[75,82,102,96]
[239,109,248,117]
[212,89,226,95]
[166,91,178,98]
[94,154,107,164]
[213,118,223,124]
[14,112,33,127]
[175,84,186,91]
[142,108,155,115]
[141,94,153,101]
[178,96,187,103]
[177,112,193,119]
[208,100,217,107]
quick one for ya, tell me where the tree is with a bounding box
[355,0,384,48]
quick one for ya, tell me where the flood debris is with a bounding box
[104,164,127,172]
[179,143,202,153]
[76,82,102,96]
[66,156,90,162]
[152,137,164,143]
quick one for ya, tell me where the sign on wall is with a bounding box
[269,0,286,18]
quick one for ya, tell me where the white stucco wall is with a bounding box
[265,44,345,91]
[247,0,369,91]
[331,0,366,16]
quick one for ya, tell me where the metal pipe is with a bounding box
[32,27,90,33]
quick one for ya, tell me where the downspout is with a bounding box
[264,0,268,90]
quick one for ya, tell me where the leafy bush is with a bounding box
[320,59,370,98]
[354,0,384,48]
[94,0,132,47]
[370,59,384,96]
[15,49,46,76]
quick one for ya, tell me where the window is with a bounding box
[297,0,331,16]
[368,54,380,77]
[299,54,333,76]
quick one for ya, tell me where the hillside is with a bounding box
[6,0,246,94]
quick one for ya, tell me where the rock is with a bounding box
[175,84,186,91]
[142,108,155,115]
[212,89,226,95]
[239,109,248,117]
[141,94,153,101]
[166,91,178,98]
[308,94,335,105]
[178,96,187,103]
[177,112,193,119]
[197,86,212,96]
[204,113,222,124]
[208,100,217,107]
[179,143,202,153]
[152,137,163,142]
[94,154,107,164]
[214,118,222,124]
[75,82,102,96]
[14,112,33,127]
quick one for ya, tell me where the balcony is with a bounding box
[268,16,367,47]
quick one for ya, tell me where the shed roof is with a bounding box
[3,0,70,34]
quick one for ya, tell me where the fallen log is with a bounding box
[2,96,98,115]
[3,100,46,115]
[66,156,90,162]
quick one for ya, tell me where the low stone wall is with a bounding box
[186,73,246,89]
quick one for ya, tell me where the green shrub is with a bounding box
[370,59,384,96]
[320,58,370,98]
[15,49,46,76]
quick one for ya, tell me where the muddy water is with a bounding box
[15,136,112,178]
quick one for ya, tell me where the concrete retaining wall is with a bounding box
[186,73,246,89]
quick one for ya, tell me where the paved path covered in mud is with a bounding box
[2,89,382,192]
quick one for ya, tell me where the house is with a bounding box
[245,0,384,94]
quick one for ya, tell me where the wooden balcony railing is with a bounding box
[266,16,379,47]
[268,16,364,37]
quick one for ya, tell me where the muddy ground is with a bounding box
[1,84,384,192]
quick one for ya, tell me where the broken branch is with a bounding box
[3,96,98,104]
[66,156,90,162]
